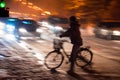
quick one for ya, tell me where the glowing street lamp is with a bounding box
[44,11,51,15]
[21,1,27,5]
[28,2,33,6]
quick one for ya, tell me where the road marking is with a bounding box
[18,40,45,64]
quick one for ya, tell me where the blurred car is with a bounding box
[18,19,39,38]
[19,19,39,32]
[47,15,69,29]
[5,18,20,40]
[0,18,40,40]
[0,18,6,36]
[94,22,120,40]
[0,17,20,41]
[37,26,56,41]
[37,21,65,41]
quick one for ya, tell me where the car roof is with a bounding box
[99,22,120,27]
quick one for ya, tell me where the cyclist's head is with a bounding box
[69,16,77,21]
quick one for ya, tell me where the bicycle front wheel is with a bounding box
[44,51,64,69]
[76,48,93,67]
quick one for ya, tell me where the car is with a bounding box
[47,15,69,29]
[94,21,120,40]
[18,19,39,38]
[37,21,65,41]
[0,17,20,40]
[0,18,39,41]
[19,19,39,32]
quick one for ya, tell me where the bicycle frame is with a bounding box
[59,45,92,64]
[53,38,83,62]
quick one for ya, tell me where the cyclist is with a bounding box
[60,16,83,74]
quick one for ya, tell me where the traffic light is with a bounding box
[0,0,9,17]
[0,0,6,8]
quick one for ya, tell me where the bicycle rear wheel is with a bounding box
[76,48,93,67]
[44,51,64,69]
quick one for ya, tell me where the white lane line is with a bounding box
[18,40,46,64]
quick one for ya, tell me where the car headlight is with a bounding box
[4,34,16,40]
[113,31,120,35]
[0,30,4,35]
[19,28,27,33]
[100,29,109,35]
[6,25,15,32]
[36,29,43,33]
[0,22,5,30]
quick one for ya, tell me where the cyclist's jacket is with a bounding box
[60,21,83,46]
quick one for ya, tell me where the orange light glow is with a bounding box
[22,0,27,1]
[28,5,32,8]
[18,0,22,1]
[28,2,33,6]
[31,14,37,17]
[9,11,21,15]
[14,0,19,1]
[21,2,27,5]
[41,13,46,15]
[44,11,51,15]
[38,8,43,11]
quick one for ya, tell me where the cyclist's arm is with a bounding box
[60,28,71,37]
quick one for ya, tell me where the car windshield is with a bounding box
[98,22,120,30]
[47,16,69,24]
[21,20,37,25]
[99,22,120,28]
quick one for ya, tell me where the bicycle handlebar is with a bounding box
[53,37,70,43]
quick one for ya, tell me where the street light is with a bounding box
[21,1,27,5]
[44,11,51,15]
[28,2,33,6]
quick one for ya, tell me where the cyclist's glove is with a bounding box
[59,35,62,38]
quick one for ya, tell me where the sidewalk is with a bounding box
[0,39,76,80]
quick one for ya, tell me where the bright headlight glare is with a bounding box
[4,34,15,40]
[100,29,108,35]
[36,29,43,33]
[55,26,63,31]
[0,22,5,29]
[0,30,4,35]
[113,31,120,35]
[6,25,15,32]
[19,28,27,32]
[101,29,108,32]
[41,21,49,26]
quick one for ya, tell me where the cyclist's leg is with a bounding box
[69,44,80,72]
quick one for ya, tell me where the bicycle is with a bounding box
[44,37,93,69]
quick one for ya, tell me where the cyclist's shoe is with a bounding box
[59,35,62,38]
[67,70,79,77]
[67,70,74,75]
[50,68,57,73]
